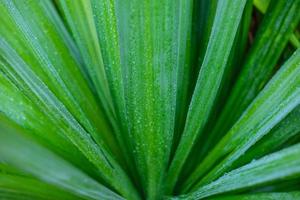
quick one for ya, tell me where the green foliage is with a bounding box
[0,0,299,199]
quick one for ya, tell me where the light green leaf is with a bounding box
[0,118,124,200]
[55,0,136,180]
[0,70,99,179]
[253,0,270,13]
[0,1,139,198]
[1,0,299,199]
[0,174,83,200]
[55,0,116,123]
[0,0,116,153]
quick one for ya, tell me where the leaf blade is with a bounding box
[166,0,248,193]
[0,118,124,200]
[184,48,300,192]
[175,143,300,199]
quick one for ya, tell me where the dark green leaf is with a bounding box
[183,48,300,192]
[174,143,300,199]
[166,0,248,193]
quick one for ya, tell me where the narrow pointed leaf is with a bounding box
[175,143,300,199]
[56,0,139,178]
[0,174,84,200]
[0,70,99,178]
[0,1,139,198]
[55,0,116,122]
[113,1,193,198]
[206,0,300,153]
[166,0,248,192]
[254,0,300,48]
[184,48,300,191]
[233,105,300,168]
[193,0,253,168]
[181,0,253,180]
[0,119,124,200]
[213,192,300,200]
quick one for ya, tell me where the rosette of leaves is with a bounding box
[0,0,299,199]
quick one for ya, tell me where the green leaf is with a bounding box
[232,105,300,169]
[0,174,83,200]
[290,34,300,49]
[180,0,253,181]
[205,0,300,154]
[112,1,194,198]
[254,0,300,48]
[0,69,100,179]
[56,2,195,198]
[55,0,136,181]
[0,0,118,156]
[174,0,218,176]
[0,1,139,199]
[212,192,300,200]
[248,178,300,193]
[174,143,300,199]
[54,0,116,123]
[0,118,124,200]
[253,0,270,13]
[166,0,248,193]
[172,0,195,160]
[183,48,300,192]
[189,0,217,74]
[1,0,300,199]
[189,0,253,171]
